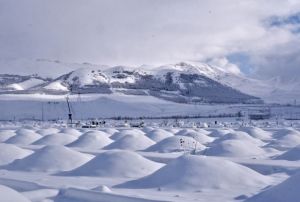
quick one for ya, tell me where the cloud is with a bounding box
[0,0,300,78]
[208,57,241,75]
[250,39,300,81]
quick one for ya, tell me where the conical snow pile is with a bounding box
[32,133,78,146]
[203,140,266,157]
[83,130,111,137]
[175,129,198,136]
[5,145,94,172]
[273,128,300,138]
[212,131,265,146]
[67,132,113,149]
[99,128,119,136]
[110,129,145,140]
[5,129,42,145]
[65,150,164,178]
[145,129,174,142]
[117,155,270,191]
[0,130,16,142]
[239,127,272,140]
[145,136,206,153]
[178,130,214,144]
[59,128,82,137]
[0,143,33,165]
[275,145,300,161]
[36,128,60,136]
[268,129,300,150]
[208,129,235,137]
[104,134,155,151]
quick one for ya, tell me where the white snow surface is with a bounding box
[246,171,300,202]
[0,185,31,202]
[0,125,299,201]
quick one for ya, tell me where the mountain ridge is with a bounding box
[0,60,297,104]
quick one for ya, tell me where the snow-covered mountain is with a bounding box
[32,62,259,104]
[0,59,298,104]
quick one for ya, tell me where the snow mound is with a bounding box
[36,128,60,136]
[6,145,93,172]
[15,128,36,135]
[5,130,42,145]
[0,143,33,165]
[59,128,82,137]
[239,127,272,140]
[117,155,270,191]
[0,185,31,202]
[145,129,174,142]
[110,129,145,140]
[0,130,16,142]
[32,133,78,146]
[179,131,214,144]
[245,171,300,202]
[165,128,180,134]
[142,126,155,133]
[93,185,112,193]
[212,131,264,146]
[273,128,300,138]
[100,128,119,135]
[275,145,300,161]
[65,150,164,178]
[195,128,210,135]
[208,129,234,137]
[67,132,113,149]
[204,140,266,157]
[104,134,155,151]
[175,129,198,136]
[145,136,206,153]
[82,130,111,137]
[269,133,300,150]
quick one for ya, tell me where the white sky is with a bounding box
[0,0,300,79]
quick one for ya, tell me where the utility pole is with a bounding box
[41,102,44,122]
[66,96,73,125]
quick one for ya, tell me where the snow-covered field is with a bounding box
[0,122,300,202]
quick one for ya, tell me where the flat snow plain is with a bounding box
[0,123,300,202]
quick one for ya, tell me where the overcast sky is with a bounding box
[0,0,300,79]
